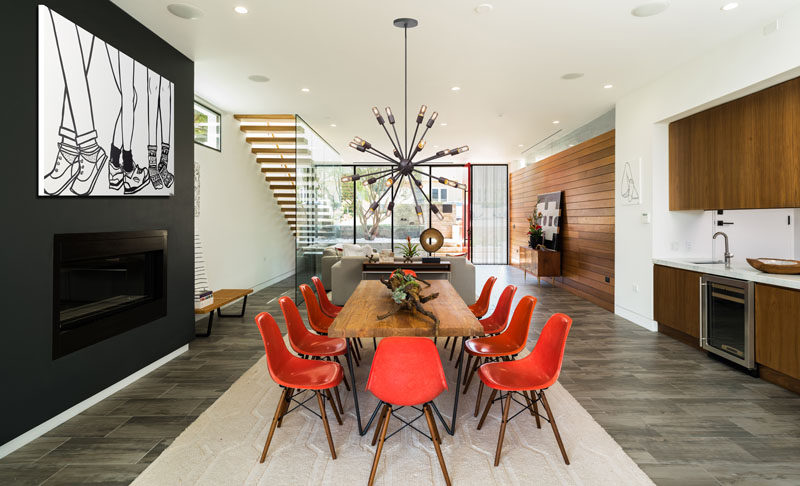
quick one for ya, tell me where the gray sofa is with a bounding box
[331,256,476,306]
[320,246,341,291]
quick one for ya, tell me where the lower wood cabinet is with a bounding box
[755,284,800,381]
[653,265,702,341]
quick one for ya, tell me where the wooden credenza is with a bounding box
[518,246,561,285]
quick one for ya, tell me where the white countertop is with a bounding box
[653,258,800,291]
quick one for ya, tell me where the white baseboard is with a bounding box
[615,305,658,332]
[0,344,189,459]
[252,268,295,293]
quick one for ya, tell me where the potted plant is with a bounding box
[527,213,544,249]
[395,236,420,263]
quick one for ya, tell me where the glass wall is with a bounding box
[431,166,467,255]
[393,172,429,249]
[470,165,508,264]
[355,166,393,251]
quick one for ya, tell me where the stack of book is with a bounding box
[195,290,214,309]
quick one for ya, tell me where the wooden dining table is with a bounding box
[328,279,484,436]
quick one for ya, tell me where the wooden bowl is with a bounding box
[746,258,800,274]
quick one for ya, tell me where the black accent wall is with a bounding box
[0,1,194,445]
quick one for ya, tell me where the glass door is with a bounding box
[701,275,754,369]
[469,165,508,264]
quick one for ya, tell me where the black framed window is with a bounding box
[193,101,221,151]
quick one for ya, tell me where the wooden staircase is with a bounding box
[234,114,335,245]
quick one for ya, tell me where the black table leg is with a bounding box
[345,339,365,435]
[217,295,248,318]
[430,336,465,435]
[195,311,214,337]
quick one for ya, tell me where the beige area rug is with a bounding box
[133,339,654,486]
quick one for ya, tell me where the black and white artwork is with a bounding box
[535,191,563,251]
[38,5,174,196]
[620,158,641,205]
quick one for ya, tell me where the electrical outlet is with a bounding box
[604,276,610,283]
[670,241,679,251]
[632,284,639,293]
[685,241,692,251]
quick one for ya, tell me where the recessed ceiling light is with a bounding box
[330,124,337,127]
[166,3,205,20]
[552,120,560,125]
[518,144,524,147]
[300,88,310,92]
[451,86,461,91]
[721,2,739,11]
[631,2,669,17]
[248,74,269,82]
[234,6,248,14]
[603,84,614,89]
[440,122,448,126]
[474,4,493,14]
[560,73,584,80]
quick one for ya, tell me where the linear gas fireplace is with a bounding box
[53,230,167,359]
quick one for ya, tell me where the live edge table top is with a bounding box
[328,280,484,338]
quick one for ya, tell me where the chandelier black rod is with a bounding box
[367,146,398,164]
[391,123,405,159]
[359,168,395,180]
[409,125,429,161]
[404,24,408,159]
[412,151,448,166]
[381,124,402,160]
[409,172,437,209]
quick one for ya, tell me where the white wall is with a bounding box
[711,209,795,262]
[615,6,800,329]
[195,106,295,291]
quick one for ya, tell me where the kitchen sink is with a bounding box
[689,260,725,264]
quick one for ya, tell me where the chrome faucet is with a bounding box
[713,231,733,267]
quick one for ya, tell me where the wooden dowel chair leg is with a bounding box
[277,388,294,428]
[333,385,344,415]
[463,356,481,395]
[260,387,288,463]
[474,381,485,417]
[316,391,337,460]
[539,390,569,465]
[477,388,497,430]
[368,404,392,486]
[333,356,351,391]
[527,391,541,428]
[372,403,389,446]
[494,392,512,467]
[325,388,343,425]
[424,404,451,486]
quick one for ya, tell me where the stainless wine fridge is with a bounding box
[700,274,755,370]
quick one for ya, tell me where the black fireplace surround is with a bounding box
[53,230,167,359]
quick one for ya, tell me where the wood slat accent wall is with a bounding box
[509,130,615,311]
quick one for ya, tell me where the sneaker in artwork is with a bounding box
[158,143,174,188]
[124,165,150,194]
[147,144,163,190]
[70,147,107,196]
[108,145,124,190]
[43,143,79,195]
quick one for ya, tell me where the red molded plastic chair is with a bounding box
[312,276,342,318]
[469,276,497,319]
[254,312,344,462]
[476,313,573,466]
[279,296,350,391]
[462,296,537,413]
[402,269,418,277]
[479,285,517,334]
[300,283,362,366]
[365,337,451,486]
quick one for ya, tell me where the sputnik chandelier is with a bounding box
[341,17,469,225]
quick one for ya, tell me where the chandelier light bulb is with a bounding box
[385,106,395,124]
[431,205,444,220]
[417,140,426,150]
[385,177,395,187]
[386,201,395,214]
[372,106,385,125]
[341,175,354,183]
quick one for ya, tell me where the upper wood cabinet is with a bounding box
[669,76,800,210]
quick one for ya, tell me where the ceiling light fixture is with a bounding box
[603,84,613,89]
[474,4,494,14]
[631,2,670,17]
[330,124,337,127]
[248,74,269,82]
[300,88,310,92]
[166,3,205,20]
[234,6,248,14]
[451,86,461,91]
[552,120,560,125]
[440,122,448,126]
[343,18,470,223]
[721,2,739,11]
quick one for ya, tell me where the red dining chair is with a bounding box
[279,296,350,393]
[312,276,342,318]
[366,337,451,486]
[476,313,573,466]
[479,285,517,335]
[445,276,498,360]
[254,312,344,462]
[312,276,368,351]
[462,296,538,412]
[401,269,418,277]
[300,283,361,366]
[469,276,497,319]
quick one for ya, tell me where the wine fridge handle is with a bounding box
[699,278,707,347]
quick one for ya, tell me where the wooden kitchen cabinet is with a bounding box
[653,264,702,343]
[755,284,800,385]
[668,76,800,210]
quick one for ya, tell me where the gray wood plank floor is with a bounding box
[1,267,799,485]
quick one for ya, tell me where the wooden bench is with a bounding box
[194,289,253,337]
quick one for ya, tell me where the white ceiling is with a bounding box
[112,0,800,163]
